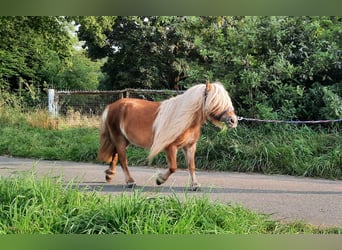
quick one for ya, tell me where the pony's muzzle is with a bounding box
[227,117,238,128]
[223,113,238,128]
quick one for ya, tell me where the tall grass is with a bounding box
[146,123,341,179]
[195,124,342,179]
[0,107,97,161]
[0,172,340,234]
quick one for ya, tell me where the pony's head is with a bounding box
[204,82,238,129]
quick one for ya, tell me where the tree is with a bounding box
[74,16,199,90]
[0,16,73,91]
[0,15,107,109]
[53,50,105,90]
[75,16,342,120]
[188,16,342,120]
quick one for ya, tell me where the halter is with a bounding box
[204,83,235,122]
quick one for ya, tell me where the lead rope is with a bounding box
[237,116,342,124]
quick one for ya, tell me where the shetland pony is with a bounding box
[98,82,238,190]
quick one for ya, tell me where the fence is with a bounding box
[48,88,184,127]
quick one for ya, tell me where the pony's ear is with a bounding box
[205,81,212,93]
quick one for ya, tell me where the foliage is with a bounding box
[0,16,105,109]
[184,16,342,120]
[0,16,72,89]
[74,16,342,120]
[74,16,197,89]
[1,173,340,234]
[1,16,341,120]
[50,50,105,90]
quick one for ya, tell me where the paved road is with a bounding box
[0,156,341,227]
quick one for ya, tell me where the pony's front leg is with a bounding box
[183,143,201,191]
[156,145,177,185]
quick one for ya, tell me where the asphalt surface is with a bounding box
[0,156,341,228]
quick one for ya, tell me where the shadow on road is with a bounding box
[74,183,342,195]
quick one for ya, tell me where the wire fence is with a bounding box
[48,88,341,128]
[48,89,184,127]
[238,116,342,124]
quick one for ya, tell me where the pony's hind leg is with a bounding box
[117,144,136,188]
[183,143,201,191]
[105,151,118,182]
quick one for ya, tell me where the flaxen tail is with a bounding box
[98,107,115,163]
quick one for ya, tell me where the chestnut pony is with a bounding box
[98,82,238,190]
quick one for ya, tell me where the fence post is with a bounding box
[48,89,58,117]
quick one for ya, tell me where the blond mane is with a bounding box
[148,82,233,159]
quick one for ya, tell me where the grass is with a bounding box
[0,107,341,179]
[0,172,340,234]
[195,124,342,179]
[0,125,99,161]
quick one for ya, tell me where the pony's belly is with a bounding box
[121,126,153,149]
[128,138,153,149]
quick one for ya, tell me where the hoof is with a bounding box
[190,183,201,192]
[126,182,136,189]
[105,174,113,182]
[105,169,115,183]
[156,174,165,186]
